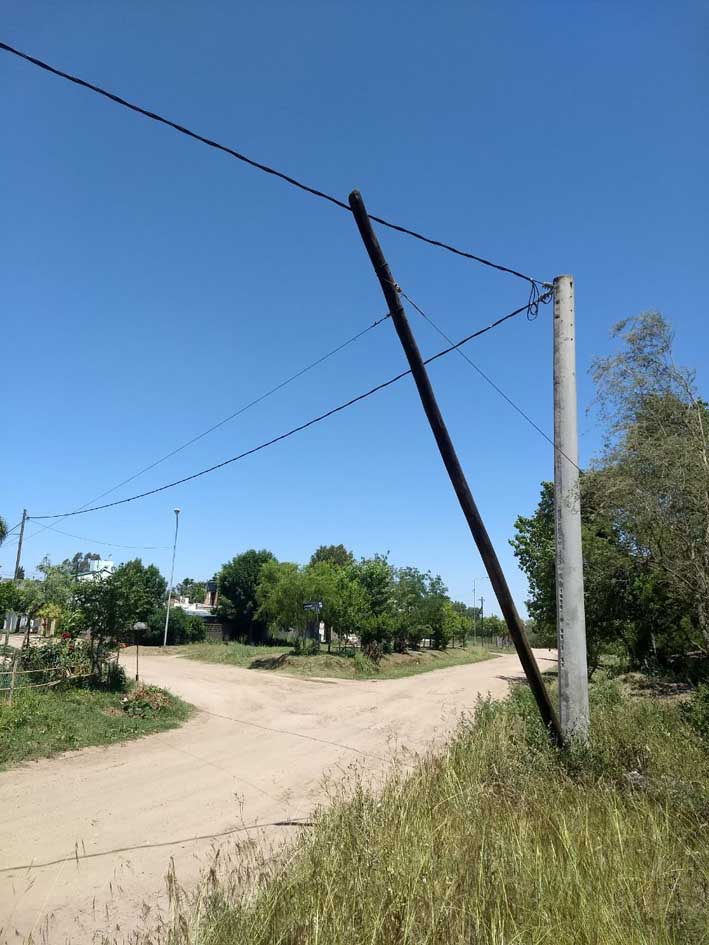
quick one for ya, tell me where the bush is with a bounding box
[143,607,206,646]
[122,684,172,718]
[17,638,93,676]
[293,637,318,656]
[681,683,709,740]
[103,661,127,692]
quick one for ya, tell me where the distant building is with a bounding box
[77,557,116,582]
[170,580,218,619]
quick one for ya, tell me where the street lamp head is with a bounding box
[174,508,181,516]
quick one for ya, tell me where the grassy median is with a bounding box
[140,679,708,945]
[180,641,493,680]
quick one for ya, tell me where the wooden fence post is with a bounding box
[9,654,18,706]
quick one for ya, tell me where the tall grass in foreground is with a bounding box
[135,682,709,945]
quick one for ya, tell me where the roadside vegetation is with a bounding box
[132,679,709,945]
[0,681,190,768]
[181,640,493,680]
[0,637,191,768]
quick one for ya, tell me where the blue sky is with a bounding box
[1,1,707,613]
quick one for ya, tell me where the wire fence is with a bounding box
[0,648,118,705]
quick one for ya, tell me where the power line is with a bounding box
[20,311,391,546]
[3,521,24,538]
[0,40,548,291]
[34,522,171,551]
[398,287,583,472]
[32,297,537,520]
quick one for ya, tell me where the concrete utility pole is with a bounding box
[553,275,589,742]
[349,188,561,745]
[13,509,27,581]
[162,508,181,648]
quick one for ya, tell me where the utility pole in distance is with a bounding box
[349,188,561,745]
[553,275,589,742]
[13,509,27,581]
[162,508,181,648]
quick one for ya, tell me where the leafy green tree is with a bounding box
[256,560,306,637]
[349,555,396,651]
[113,559,167,622]
[0,514,7,546]
[451,601,474,646]
[480,614,507,637]
[177,578,207,603]
[591,312,709,658]
[74,559,167,671]
[143,606,206,646]
[309,544,354,569]
[218,549,276,641]
[60,552,101,576]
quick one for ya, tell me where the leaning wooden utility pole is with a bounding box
[13,509,27,581]
[349,189,561,744]
[553,275,589,742]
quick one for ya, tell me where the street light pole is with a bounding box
[162,508,181,648]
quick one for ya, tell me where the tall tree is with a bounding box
[591,313,709,657]
[217,549,276,641]
[177,578,207,603]
[309,544,354,569]
[0,514,7,546]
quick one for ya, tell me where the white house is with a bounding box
[77,557,116,582]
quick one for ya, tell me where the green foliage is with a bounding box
[0,579,19,614]
[0,684,190,767]
[121,683,173,718]
[184,640,490,680]
[478,614,507,637]
[309,544,354,569]
[74,558,167,663]
[142,606,206,646]
[512,313,709,673]
[0,514,7,546]
[681,684,709,741]
[591,313,709,657]
[18,637,93,675]
[177,578,208,603]
[217,549,276,641]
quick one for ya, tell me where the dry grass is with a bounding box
[125,680,709,945]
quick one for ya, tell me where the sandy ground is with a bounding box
[0,646,557,944]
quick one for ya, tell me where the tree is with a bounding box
[451,601,475,646]
[390,567,451,651]
[309,544,354,569]
[591,313,709,659]
[144,606,206,646]
[0,514,7,546]
[113,559,167,623]
[480,614,507,638]
[61,551,101,576]
[349,555,396,651]
[177,578,207,603]
[512,475,690,673]
[218,549,276,642]
[74,558,167,671]
[256,560,306,637]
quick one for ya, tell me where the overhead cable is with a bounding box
[0,40,548,291]
[399,287,582,472]
[32,297,537,520]
[20,312,390,546]
[34,521,172,551]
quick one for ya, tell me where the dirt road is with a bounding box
[0,647,556,944]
